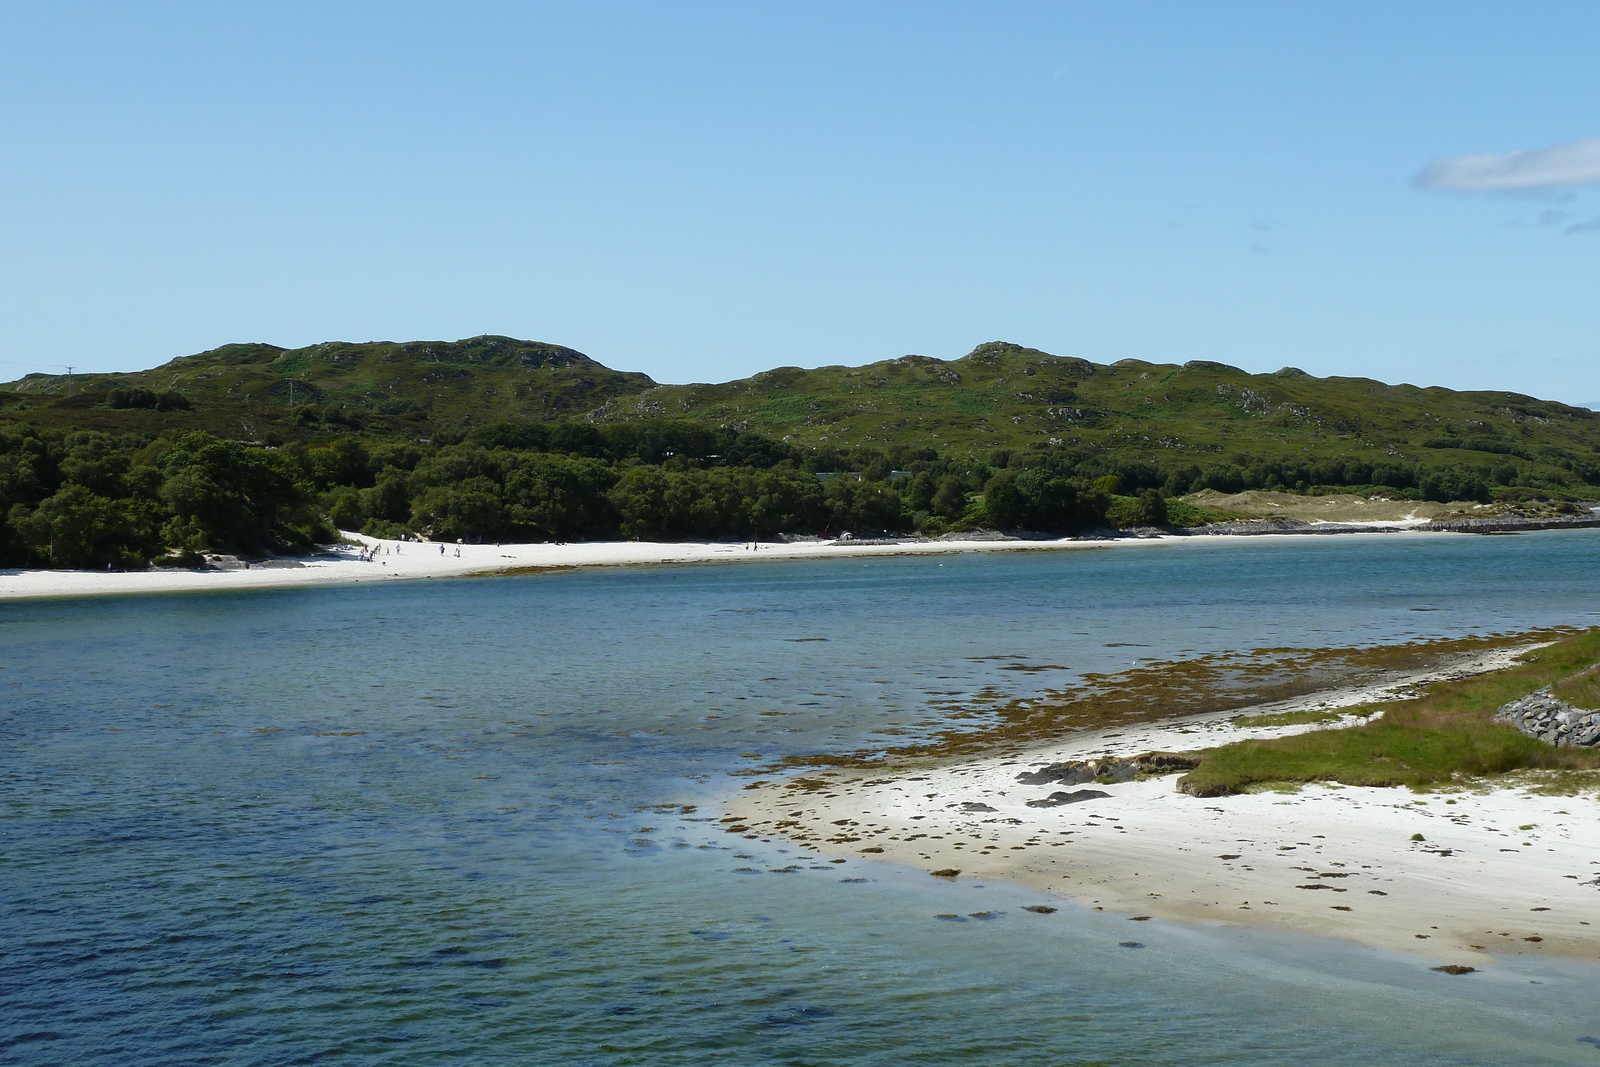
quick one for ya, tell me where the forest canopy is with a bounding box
[1,414,1580,569]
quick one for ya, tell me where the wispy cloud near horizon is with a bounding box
[1415,137,1600,191]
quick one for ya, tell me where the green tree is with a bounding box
[904,471,938,512]
[410,477,506,541]
[9,485,157,567]
[931,476,967,520]
[157,432,306,551]
[503,453,617,540]
[983,476,1029,528]
[1139,488,1169,526]
[746,468,828,536]
[823,479,911,535]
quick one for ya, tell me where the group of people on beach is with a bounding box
[354,539,469,561]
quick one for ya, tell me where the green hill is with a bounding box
[3,335,1598,571]
[593,341,1599,479]
[1,335,654,441]
[6,338,1596,487]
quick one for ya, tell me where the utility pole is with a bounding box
[64,365,74,397]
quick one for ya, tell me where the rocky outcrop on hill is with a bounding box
[1493,687,1600,747]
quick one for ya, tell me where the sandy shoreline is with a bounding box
[724,642,1600,966]
[0,523,1475,602]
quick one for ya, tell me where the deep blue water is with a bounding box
[5,530,1600,1065]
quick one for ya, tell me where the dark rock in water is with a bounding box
[1118,941,1145,948]
[967,912,995,919]
[929,868,961,878]
[934,913,966,921]
[1021,905,1057,914]
[1128,915,1151,921]
[1026,789,1111,808]
[959,802,999,812]
[1431,964,1476,975]
[1017,752,1199,786]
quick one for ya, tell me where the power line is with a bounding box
[0,359,84,370]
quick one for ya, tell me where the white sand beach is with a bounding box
[0,533,1100,600]
[724,643,1600,965]
[0,526,1441,601]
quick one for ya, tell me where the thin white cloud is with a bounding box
[1415,137,1600,191]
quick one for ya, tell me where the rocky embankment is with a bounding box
[1187,514,1600,537]
[1419,515,1600,534]
[1493,687,1600,747]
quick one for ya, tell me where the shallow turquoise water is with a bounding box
[5,531,1600,1065]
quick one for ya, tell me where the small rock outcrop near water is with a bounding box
[1016,752,1199,786]
[1421,515,1600,534]
[1493,687,1600,747]
[1184,514,1600,537]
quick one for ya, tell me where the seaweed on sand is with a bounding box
[767,627,1578,773]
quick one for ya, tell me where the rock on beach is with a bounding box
[1493,687,1600,747]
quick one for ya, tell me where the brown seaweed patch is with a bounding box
[770,629,1574,772]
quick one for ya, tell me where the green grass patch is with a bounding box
[1506,769,1600,796]
[1178,629,1600,796]
[1162,498,1241,528]
[1551,664,1600,709]
[1232,706,1377,728]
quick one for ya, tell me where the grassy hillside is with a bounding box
[1,335,654,444]
[6,337,1593,483]
[6,339,1596,490]
[593,342,1600,484]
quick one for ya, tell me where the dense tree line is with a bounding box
[0,418,1590,568]
[1,430,330,568]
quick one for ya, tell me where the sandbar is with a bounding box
[724,642,1600,965]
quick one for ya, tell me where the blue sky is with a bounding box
[2,2,1597,402]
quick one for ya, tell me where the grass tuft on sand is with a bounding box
[1178,629,1600,797]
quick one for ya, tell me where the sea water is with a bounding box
[5,530,1600,1065]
